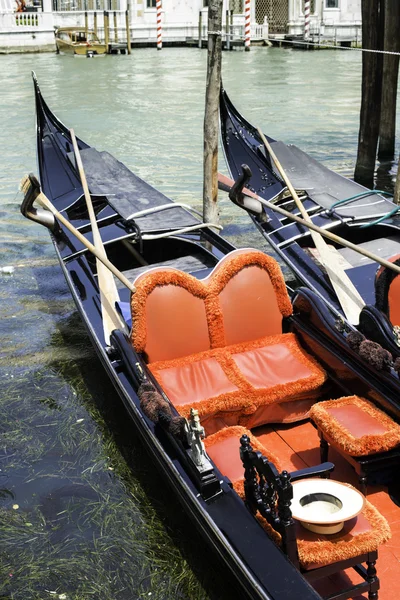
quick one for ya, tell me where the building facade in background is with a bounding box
[0,0,362,53]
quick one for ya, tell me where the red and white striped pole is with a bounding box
[244,0,250,51]
[304,0,310,40]
[156,0,162,50]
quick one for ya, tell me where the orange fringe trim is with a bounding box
[310,396,400,456]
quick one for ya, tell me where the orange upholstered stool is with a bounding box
[257,499,391,571]
[309,396,400,494]
[204,426,282,498]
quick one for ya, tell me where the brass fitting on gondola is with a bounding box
[20,174,56,231]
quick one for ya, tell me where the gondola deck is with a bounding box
[20,73,400,600]
[72,147,200,229]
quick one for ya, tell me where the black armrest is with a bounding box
[289,462,335,482]
[109,329,146,387]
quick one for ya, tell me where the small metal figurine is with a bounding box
[185,408,207,468]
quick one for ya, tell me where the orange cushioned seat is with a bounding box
[204,426,282,497]
[296,501,391,570]
[131,249,327,433]
[309,395,400,456]
[258,499,391,570]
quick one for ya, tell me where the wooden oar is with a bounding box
[218,170,400,300]
[20,174,135,294]
[69,129,129,343]
[256,128,365,325]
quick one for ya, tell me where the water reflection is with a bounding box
[376,159,398,193]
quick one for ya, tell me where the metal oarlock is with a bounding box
[20,174,56,230]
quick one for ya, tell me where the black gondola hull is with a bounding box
[220,88,400,356]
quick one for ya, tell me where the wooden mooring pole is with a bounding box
[378,0,400,159]
[104,11,109,53]
[225,9,230,50]
[125,9,131,54]
[85,11,88,40]
[93,11,97,36]
[395,168,400,204]
[203,0,223,226]
[198,10,202,49]
[304,0,310,39]
[113,11,118,42]
[354,0,384,187]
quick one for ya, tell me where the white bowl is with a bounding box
[291,479,365,534]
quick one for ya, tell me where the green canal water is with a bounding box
[0,47,399,600]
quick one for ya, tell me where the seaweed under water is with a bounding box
[0,306,238,600]
[0,229,235,600]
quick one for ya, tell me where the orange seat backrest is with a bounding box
[375,254,400,326]
[131,268,212,363]
[209,249,293,345]
[131,249,293,362]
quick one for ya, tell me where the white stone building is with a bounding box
[287,0,361,42]
[0,0,362,53]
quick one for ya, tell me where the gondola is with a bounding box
[219,88,400,359]
[20,73,400,600]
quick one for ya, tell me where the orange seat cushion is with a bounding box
[205,426,282,497]
[214,261,286,344]
[231,336,318,389]
[131,269,212,363]
[232,334,326,429]
[258,499,391,570]
[150,347,257,432]
[150,333,326,432]
[298,500,391,569]
[388,274,400,326]
[309,395,400,456]
[157,355,239,406]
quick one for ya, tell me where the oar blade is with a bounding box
[96,259,128,344]
[315,242,364,325]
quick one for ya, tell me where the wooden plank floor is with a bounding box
[252,421,400,600]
